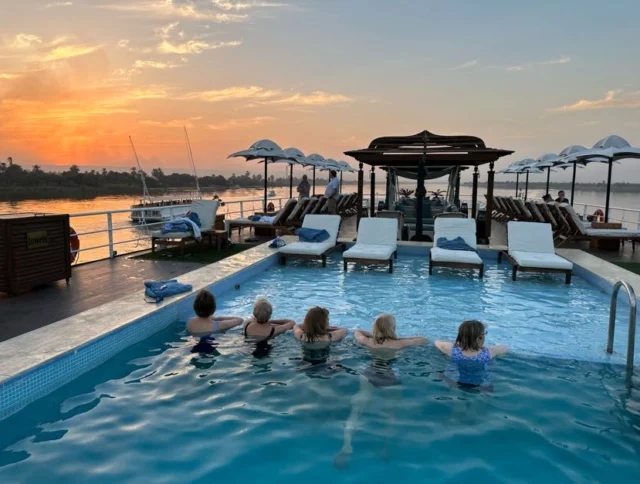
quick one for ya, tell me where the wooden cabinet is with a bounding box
[0,214,71,295]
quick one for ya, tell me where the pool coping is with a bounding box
[1,238,638,419]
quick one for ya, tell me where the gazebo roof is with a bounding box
[344,130,513,168]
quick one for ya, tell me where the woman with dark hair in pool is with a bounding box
[435,320,508,389]
[335,314,427,468]
[186,290,244,354]
[293,307,347,364]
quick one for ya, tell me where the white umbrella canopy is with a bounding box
[512,159,543,199]
[228,139,287,210]
[303,153,325,193]
[274,147,308,198]
[569,135,640,221]
[336,160,357,173]
[534,153,564,193]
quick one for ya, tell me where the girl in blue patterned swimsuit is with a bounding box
[435,320,508,389]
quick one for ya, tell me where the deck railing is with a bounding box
[69,197,290,263]
[574,202,640,230]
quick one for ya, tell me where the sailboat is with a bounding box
[129,131,202,223]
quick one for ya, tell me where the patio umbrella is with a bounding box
[534,153,563,194]
[228,139,286,211]
[557,145,592,205]
[336,160,356,190]
[499,159,531,196]
[277,147,308,198]
[305,153,326,194]
[566,135,640,222]
[513,159,542,200]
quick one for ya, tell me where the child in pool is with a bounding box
[435,320,508,388]
[186,290,244,351]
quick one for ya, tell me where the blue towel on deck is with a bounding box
[296,228,330,243]
[187,212,201,227]
[249,215,261,221]
[436,236,476,252]
[144,279,192,303]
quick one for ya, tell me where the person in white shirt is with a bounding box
[324,170,340,214]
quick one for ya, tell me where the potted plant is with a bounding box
[213,194,226,229]
[398,189,414,200]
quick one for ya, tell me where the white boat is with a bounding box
[130,196,194,223]
[268,190,276,197]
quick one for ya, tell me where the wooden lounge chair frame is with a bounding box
[497,250,572,284]
[281,243,345,268]
[429,259,484,278]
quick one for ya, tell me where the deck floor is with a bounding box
[1,216,637,342]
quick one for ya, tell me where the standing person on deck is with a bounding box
[297,174,311,200]
[324,170,340,214]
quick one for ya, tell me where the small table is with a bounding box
[590,222,622,251]
[202,230,228,251]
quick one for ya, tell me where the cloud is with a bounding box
[450,59,478,70]
[125,85,172,100]
[549,90,640,112]
[43,44,103,61]
[117,39,130,48]
[140,116,203,128]
[134,59,181,69]
[0,73,20,80]
[10,34,42,48]
[181,85,281,102]
[158,39,241,54]
[211,0,287,10]
[207,116,276,130]
[542,56,571,65]
[44,1,73,7]
[266,91,352,106]
[100,0,248,22]
[505,63,531,72]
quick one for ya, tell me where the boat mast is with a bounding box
[184,127,201,197]
[129,136,151,201]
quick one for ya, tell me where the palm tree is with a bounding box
[32,164,42,173]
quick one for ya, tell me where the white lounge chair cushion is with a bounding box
[343,244,396,260]
[510,251,573,270]
[279,241,334,255]
[584,228,640,237]
[433,217,478,250]
[191,200,219,231]
[507,222,555,254]
[356,218,398,246]
[430,247,483,265]
[152,230,193,238]
[279,214,341,256]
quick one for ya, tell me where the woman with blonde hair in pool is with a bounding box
[435,320,508,389]
[294,306,347,364]
[244,297,295,340]
[335,314,428,468]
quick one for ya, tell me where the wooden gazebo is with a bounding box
[345,130,513,241]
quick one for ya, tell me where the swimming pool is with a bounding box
[1,254,639,482]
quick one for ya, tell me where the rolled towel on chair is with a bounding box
[436,236,476,252]
[296,227,330,242]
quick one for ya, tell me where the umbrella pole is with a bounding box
[515,173,519,196]
[289,164,293,199]
[264,158,268,212]
[570,162,577,205]
[312,166,316,195]
[524,172,529,200]
[605,160,613,223]
[340,171,343,192]
[546,167,551,194]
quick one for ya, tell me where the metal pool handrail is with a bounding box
[606,280,637,372]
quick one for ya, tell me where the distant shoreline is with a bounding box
[462,182,640,193]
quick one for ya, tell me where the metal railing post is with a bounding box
[606,280,637,373]
[240,201,244,218]
[107,212,115,258]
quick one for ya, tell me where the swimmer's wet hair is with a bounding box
[372,313,397,344]
[253,297,273,324]
[193,290,216,318]
[455,320,485,351]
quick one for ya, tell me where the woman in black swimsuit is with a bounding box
[293,307,347,364]
[244,297,295,357]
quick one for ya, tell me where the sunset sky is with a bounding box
[1,0,639,182]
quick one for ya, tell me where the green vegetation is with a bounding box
[0,161,330,201]
[133,243,254,264]
[464,180,640,193]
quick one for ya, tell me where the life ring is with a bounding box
[69,227,80,263]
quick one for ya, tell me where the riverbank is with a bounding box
[462,182,640,193]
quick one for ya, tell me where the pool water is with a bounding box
[1,256,639,482]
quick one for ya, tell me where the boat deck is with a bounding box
[1,216,638,342]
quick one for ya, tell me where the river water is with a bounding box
[1,184,638,263]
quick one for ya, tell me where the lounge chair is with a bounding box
[279,214,343,267]
[226,199,298,236]
[429,218,484,278]
[559,204,640,248]
[498,222,573,283]
[286,198,309,224]
[376,211,405,240]
[151,200,220,256]
[343,218,398,273]
[526,201,546,224]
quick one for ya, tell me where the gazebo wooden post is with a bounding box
[485,161,495,240]
[515,173,519,196]
[312,166,316,196]
[340,171,343,192]
[289,164,293,199]
[471,165,479,219]
[357,161,364,227]
[370,166,376,217]
[385,168,391,209]
[455,170,461,208]
[415,157,426,239]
